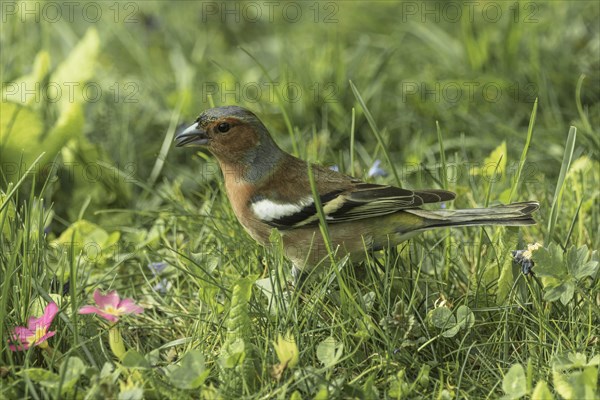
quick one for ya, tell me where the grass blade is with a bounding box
[546,126,577,242]
[239,46,298,156]
[508,99,537,203]
[436,121,448,190]
[349,107,356,175]
[0,152,45,213]
[349,80,402,187]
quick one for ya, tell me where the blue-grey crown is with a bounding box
[197,106,259,125]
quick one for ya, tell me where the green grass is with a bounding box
[1,1,599,399]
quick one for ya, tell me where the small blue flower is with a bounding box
[148,261,168,276]
[153,278,172,295]
[148,262,171,294]
[368,159,388,178]
[329,165,340,172]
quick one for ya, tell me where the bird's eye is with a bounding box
[217,122,230,133]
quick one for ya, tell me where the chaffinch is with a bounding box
[175,106,539,279]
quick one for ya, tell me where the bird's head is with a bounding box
[175,106,279,166]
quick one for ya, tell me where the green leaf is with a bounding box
[553,369,573,400]
[428,307,457,335]
[527,242,598,305]
[502,364,526,399]
[219,277,259,395]
[531,381,554,400]
[532,244,565,278]
[49,27,100,113]
[145,349,160,366]
[0,103,44,168]
[314,386,330,400]
[56,137,133,222]
[226,278,254,335]
[574,260,599,280]
[117,384,144,400]
[587,355,600,367]
[567,246,599,279]
[0,32,91,172]
[219,337,246,368]
[198,284,224,314]
[18,368,60,389]
[52,219,120,266]
[567,352,589,368]
[566,245,587,274]
[578,367,599,400]
[542,283,569,303]
[316,336,343,368]
[255,277,279,315]
[2,50,51,106]
[59,356,86,393]
[122,350,151,369]
[429,307,453,328]
[553,352,596,370]
[388,369,409,398]
[455,305,475,330]
[290,391,303,400]
[427,307,462,337]
[441,324,461,338]
[472,141,507,179]
[167,350,210,390]
[100,362,117,379]
[44,102,84,157]
[559,281,575,305]
[553,365,598,400]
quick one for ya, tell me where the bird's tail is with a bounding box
[407,201,540,228]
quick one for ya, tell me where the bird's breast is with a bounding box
[224,178,271,244]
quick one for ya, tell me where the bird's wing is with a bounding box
[250,182,456,230]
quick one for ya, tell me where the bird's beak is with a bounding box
[175,122,209,147]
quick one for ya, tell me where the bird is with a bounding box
[175,106,539,281]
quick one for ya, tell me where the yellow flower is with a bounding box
[523,243,543,259]
[273,332,299,368]
[271,331,299,380]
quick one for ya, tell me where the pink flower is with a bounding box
[79,289,143,323]
[9,302,59,351]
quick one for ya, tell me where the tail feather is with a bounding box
[408,201,539,228]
